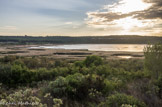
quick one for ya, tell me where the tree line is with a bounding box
[0,35,162,44]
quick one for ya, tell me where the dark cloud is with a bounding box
[134,7,162,19]
[90,12,131,22]
[143,0,162,6]
[134,0,162,19]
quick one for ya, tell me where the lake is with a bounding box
[30,44,146,52]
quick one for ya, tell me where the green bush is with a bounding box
[155,76,162,98]
[66,73,85,88]
[47,77,68,97]
[144,43,162,79]
[51,67,69,77]
[98,93,146,107]
[84,55,103,67]
[0,64,34,87]
[34,68,54,81]
[66,73,87,100]
[95,65,111,77]
[102,79,122,95]
[74,61,84,68]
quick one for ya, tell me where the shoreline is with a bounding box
[0,44,144,60]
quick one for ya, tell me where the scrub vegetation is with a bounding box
[0,44,162,107]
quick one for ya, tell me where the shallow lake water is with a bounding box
[30,44,146,52]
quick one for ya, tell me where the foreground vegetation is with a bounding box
[0,44,162,107]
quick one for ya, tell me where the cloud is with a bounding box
[65,22,73,25]
[87,0,162,22]
[87,12,131,22]
[86,0,162,36]
[134,0,162,20]
[0,26,18,30]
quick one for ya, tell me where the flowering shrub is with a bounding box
[0,89,46,107]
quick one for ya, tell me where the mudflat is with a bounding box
[0,44,144,60]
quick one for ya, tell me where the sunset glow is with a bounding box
[86,0,162,36]
[107,0,151,14]
[0,0,162,36]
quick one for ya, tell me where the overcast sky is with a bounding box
[0,0,162,36]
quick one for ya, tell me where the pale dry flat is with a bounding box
[0,45,144,60]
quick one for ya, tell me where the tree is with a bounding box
[144,43,162,79]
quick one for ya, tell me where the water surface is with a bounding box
[30,44,146,52]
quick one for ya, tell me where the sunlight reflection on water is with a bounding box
[30,44,146,52]
[117,56,132,59]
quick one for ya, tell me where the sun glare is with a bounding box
[109,0,151,14]
[114,17,147,30]
[105,0,153,30]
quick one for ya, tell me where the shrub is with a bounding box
[1,56,18,63]
[95,65,111,77]
[102,80,117,95]
[0,89,46,107]
[74,61,84,68]
[0,64,34,87]
[121,104,137,107]
[66,73,85,88]
[53,98,63,107]
[47,77,68,97]
[51,67,69,77]
[98,93,146,107]
[144,43,162,79]
[35,68,54,81]
[155,76,162,98]
[66,73,87,100]
[84,55,103,67]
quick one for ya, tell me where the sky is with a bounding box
[0,0,162,36]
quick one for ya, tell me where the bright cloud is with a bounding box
[105,0,151,14]
[86,0,162,36]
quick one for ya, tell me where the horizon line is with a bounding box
[0,35,161,37]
